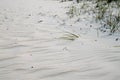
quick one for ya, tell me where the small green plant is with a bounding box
[113,45,120,47]
[67,5,77,18]
[67,3,86,18]
[97,7,108,20]
[95,1,108,20]
[59,31,79,41]
[108,14,120,33]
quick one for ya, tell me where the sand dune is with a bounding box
[0,0,120,80]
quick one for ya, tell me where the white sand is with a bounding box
[0,0,120,80]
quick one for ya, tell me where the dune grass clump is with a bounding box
[95,1,120,33]
[67,5,80,18]
[66,0,120,33]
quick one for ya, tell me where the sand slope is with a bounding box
[0,0,120,80]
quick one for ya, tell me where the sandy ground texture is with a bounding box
[0,0,120,80]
